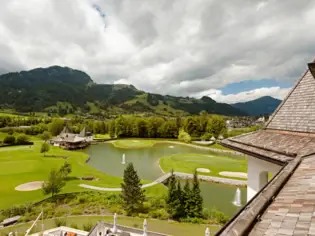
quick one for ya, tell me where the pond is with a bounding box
[83,142,247,216]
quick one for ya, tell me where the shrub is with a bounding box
[215,211,230,224]
[16,134,30,145]
[70,223,78,229]
[132,223,140,229]
[178,130,191,143]
[71,208,83,215]
[54,217,67,227]
[3,135,15,144]
[200,132,212,141]
[180,217,204,224]
[83,222,93,231]
[149,209,169,220]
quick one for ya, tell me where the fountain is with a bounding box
[233,188,241,207]
[122,153,126,164]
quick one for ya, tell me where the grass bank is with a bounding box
[0,215,221,236]
[111,139,158,149]
[0,136,166,209]
[159,153,247,179]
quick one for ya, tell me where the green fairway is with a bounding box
[0,139,166,209]
[159,153,247,179]
[112,139,158,149]
[93,134,111,140]
[0,215,221,236]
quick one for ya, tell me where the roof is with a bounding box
[1,215,21,225]
[266,62,315,133]
[249,155,315,236]
[217,60,315,236]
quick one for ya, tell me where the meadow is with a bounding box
[0,135,166,209]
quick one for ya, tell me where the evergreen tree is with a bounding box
[182,179,193,217]
[166,170,178,218]
[191,170,203,218]
[174,180,184,219]
[120,163,145,215]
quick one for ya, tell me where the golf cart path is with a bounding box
[79,172,247,191]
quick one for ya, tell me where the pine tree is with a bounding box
[120,163,145,215]
[166,170,177,217]
[182,179,193,218]
[191,170,203,218]
[174,180,184,219]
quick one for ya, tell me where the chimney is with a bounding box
[308,60,315,78]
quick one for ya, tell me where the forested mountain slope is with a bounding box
[0,66,247,116]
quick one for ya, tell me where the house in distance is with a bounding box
[50,127,92,150]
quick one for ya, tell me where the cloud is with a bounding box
[192,87,291,104]
[0,0,315,99]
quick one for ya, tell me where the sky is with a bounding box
[1,0,315,103]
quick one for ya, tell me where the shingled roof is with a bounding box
[217,60,315,236]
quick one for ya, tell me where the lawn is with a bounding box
[0,215,221,236]
[93,134,111,140]
[111,139,158,149]
[0,140,166,209]
[209,143,231,150]
[159,153,247,179]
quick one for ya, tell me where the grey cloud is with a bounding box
[1,0,315,101]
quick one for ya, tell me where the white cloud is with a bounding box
[192,87,291,103]
[0,0,315,99]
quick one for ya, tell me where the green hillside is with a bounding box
[0,66,247,117]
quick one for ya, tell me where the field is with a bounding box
[93,134,111,140]
[159,153,247,179]
[0,137,166,209]
[111,139,158,149]
[0,215,221,236]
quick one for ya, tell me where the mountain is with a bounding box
[232,96,281,116]
[0,66,247,117]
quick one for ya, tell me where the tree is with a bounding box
[166,170,178,217]
[120,163,145,215]
[16,134,30,145]
[206,115,226,138]
[109,120,116,138]
[48,119,65,136]
[40,131,52,142]
[182,179,193,217]
[178,129,191,143]
[40,142,50,156]
[174,180,185,219]
[42,169,65,199]
[3,135,15,145]
[191,170,203,218]
[115,116,127,137]
[59,161,72,179]
[147,117,165,138]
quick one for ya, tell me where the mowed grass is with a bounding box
[0,215,221,236]
[93,134,111,140]
[112,139,157,149]
[0,140,166,209]
[159,153,247,179]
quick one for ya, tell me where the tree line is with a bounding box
[0,112,227,140]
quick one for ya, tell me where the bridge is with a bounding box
[79,172,246,191]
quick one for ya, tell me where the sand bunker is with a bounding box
[169,146,174,148]
[219,172,247,179]
[196,168,211,173]
[15,181,44,191]
[133,140,140,142]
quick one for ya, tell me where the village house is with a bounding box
[50,127,92,150]
[216,60,315,235]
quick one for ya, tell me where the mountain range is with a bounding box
[0,66,281,117]
[232,96,282,116]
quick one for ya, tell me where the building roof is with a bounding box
[217,60,315,236]
[266,62,315,133]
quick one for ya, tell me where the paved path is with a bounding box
[79,172,246,191]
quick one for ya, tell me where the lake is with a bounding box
[83,142,247,216]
